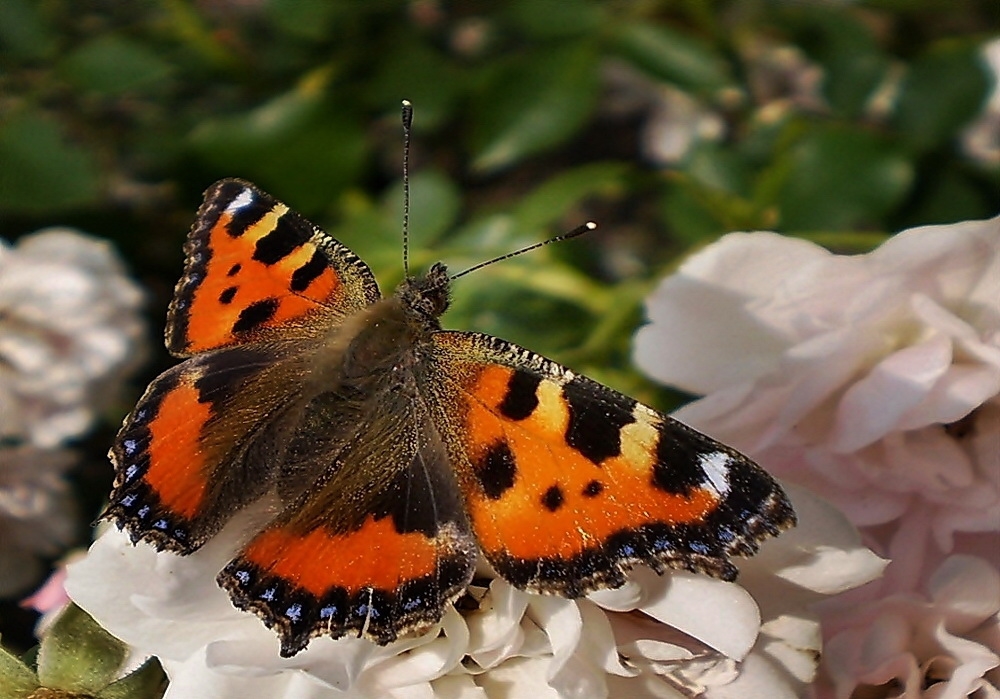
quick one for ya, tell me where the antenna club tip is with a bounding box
[585,221,597,230]
[402,99,412,108]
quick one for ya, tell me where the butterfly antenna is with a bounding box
[401,100,413,278]
[449,221,597,281]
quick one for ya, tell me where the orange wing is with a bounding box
[430,331,796,596]
[167,179,380,356]
[103,344,311,553]
[218,422,476,657]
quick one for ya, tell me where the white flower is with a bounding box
[0,445,78,597]
[634,218,1000,581]
[0,228,146,448]
[633,216,1000,695]
[66,485,882,698]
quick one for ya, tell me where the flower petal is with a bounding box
[635,567,760,661]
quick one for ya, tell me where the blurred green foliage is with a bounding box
[0,0,996,433]
[0,0,998,374]
[0,0,996,661]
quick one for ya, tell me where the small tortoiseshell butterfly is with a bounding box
[105,167,794,658]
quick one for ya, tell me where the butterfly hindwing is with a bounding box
[429,331,796,596]
[218,400,476,657]
[167,179,381,356]
[105,344,313,552]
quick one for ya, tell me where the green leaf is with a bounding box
[893,40,991,151]
[661,173,769,245]
[0,111,101,213]
[330,191,400,279]
[505,0,603,38]
[365,39,462,131]
[266,0,341,40]
[470,43,600,172]
[189,75,367,213]
[97,658,166,699]
[37,604,127,694]
[758,124,913,231]
[685,142,751,196]
[385,169,463,251]
[0,643,38,699]
[0,0,56,60]
[446,259,605,355]
[661,184,728,242]
[514,161,629,233]
[612,22,731,92]
[59,35,174,95]
[897,164,998,227]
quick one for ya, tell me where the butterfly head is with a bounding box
[398,262,451,322]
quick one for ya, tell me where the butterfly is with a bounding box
[103,177,796,657]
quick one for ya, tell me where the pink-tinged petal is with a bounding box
[634,278,788,394]
[636,215,1000,698]
[900,363,1000,431]
[21,564,70,615]
[764,326,876,443]
[868,217,999,280]
[931,622,1000,699]
[820,554,1000,698]
[882,511,935,595]
[928,555,1000,629]
[764,486,889,594]
[746,484,887,595]
[678,232,831,300]
[881,428,974,493]
[832,337,952,451]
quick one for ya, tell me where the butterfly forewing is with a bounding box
[167,179,381,356]
[427,331,795,595]
[105,344,313,552]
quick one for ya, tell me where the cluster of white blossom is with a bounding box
[0,228,144,596]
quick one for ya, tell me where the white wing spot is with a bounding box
[698,451,732,496]
[224,188,255,214]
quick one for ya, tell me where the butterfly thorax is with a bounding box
[395,262,451,324]
[310,262,451,391]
